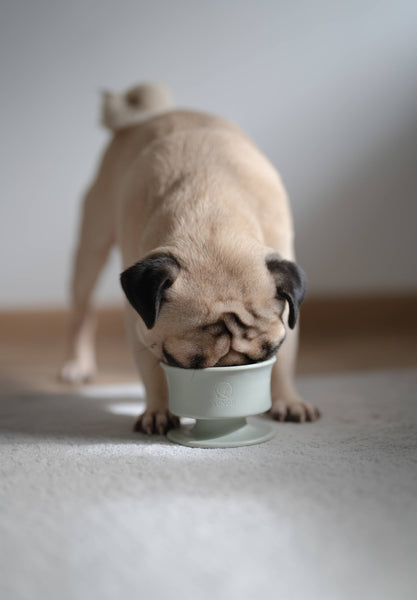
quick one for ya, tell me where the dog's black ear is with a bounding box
[266,254,307,329]
[120,254,180,329]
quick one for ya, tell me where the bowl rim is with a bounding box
[160,356,276,374]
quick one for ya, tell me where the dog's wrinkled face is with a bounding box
[120,251,306,369]
[155,293,287,369]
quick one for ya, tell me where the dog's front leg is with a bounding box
[133,349,180,435]
[124,307,179,435]
[270,324,321,423]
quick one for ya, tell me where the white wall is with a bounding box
[1,0,416,308]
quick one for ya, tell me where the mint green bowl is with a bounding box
[161,357,276,448]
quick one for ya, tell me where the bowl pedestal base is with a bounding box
[167,416,275,448]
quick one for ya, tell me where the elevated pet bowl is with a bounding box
[161,357,276,448]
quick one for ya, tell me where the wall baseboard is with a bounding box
[1,295,416,342]
[300,294,417,335]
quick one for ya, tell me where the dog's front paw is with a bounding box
[134,409,180,435]
[59,358,97,384]
[269,396,321,423]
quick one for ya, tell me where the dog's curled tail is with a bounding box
[101,82,173,132]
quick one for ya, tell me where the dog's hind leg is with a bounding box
[59,181,115,384]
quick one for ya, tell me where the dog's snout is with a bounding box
[260,340,283,361]
[189,354,206,369]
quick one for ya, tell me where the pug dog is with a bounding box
[60,82,320,434]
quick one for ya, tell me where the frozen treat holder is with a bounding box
[161,357,276,448]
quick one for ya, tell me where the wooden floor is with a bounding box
[1,296,416,395]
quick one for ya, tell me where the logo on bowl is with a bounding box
[213,381,234,408]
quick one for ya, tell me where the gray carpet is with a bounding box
[1,369,416,600]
